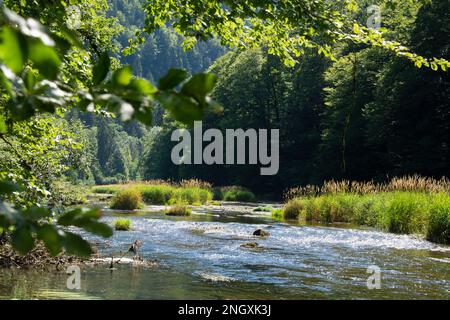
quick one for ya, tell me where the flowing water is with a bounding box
[0,204,449,299]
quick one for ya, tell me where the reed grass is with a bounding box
[281,185,450,244]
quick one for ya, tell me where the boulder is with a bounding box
[240,242,259,248]
[252,229,270,237]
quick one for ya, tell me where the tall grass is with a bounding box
[280,190,450,244]
[284,175,450,200]
[426,193,450,244]
[114,218,132,231]
[110,189,142,210]
[93,180,213,205]
[165,203,192,216]
[213,186,256,202]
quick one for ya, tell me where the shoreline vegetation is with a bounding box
[277,176,450,245]
[93,180,258,209]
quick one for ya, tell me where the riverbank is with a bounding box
[278,178,450,245]
[1,205,449,299]
[91,180,258,207]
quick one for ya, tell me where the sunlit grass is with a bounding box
[110,189,142,210]
[165,203,192,216]
[93,182,212,205]
[114,218,132,231]
[282,190,450,244]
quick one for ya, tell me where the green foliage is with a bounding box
[427,193,450,244]
[165,203,192,216]
[114,218,132,231]
[271,209,284,220]
[0,201,111,256]
[142,0,449,70]
[110,189,142,210]
[379,192,429,234]
[139,185,174,204]
[0,1,226,257]
[282,189,450,244]
[93,182,212,205]
[222,188,256,202]
[211,186,257,202]
[171,187,212,205]
[1,0,449,258]
[283,199,306,220]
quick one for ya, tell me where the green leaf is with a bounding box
[27,39,61,80]
[135,107,153,125]
[36,224,62,256]
[0,180,22,194]
[11,227,35,255]
[0,27,25,73]
[8,99,35,120]
[61,231,92,257]
[81,221,113,238]
[23,68,36,91]
[0,115,7,134]
[111,65,133,87]
[57,208,112,238]
[158,92,203,124]
[24,207,51,220]
[0,202,22,228]
[128,78,157,95]
[181,73,217,103]
[158,68,189,90]
[92,53,110,85]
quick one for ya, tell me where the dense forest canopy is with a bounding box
[0,0,448,255]
[142,0,450,194]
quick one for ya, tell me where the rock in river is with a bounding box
[253,229,270,237]
[240,242,259,248]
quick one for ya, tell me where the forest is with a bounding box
[0,0,449,300]
[63,0,449,196]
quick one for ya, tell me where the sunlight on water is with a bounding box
[1,209,449,300]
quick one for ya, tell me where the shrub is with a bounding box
[283,199,306,219]
[110,189,142,210]
[212,187,224,200]
[223,189,256,202]
[353,195,381,227]
[271,209,284,219]
[165,203,192,216]
[427,193,450,244]
[198,188,213,204]
[379,192,429,234]
[114,218,132,231]
[92,185,123,194]
[139,185,174,204]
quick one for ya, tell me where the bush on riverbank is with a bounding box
[282,199,306,220]
[271,208,284,219]
[426,193,450,244]
[165,203,192,216]
[213,186,256,202]
[94,181,213,205]
[281,191,450,244]
[110,189,142,210]
[114,218,132,231]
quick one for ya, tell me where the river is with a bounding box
[0,203,449,299]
